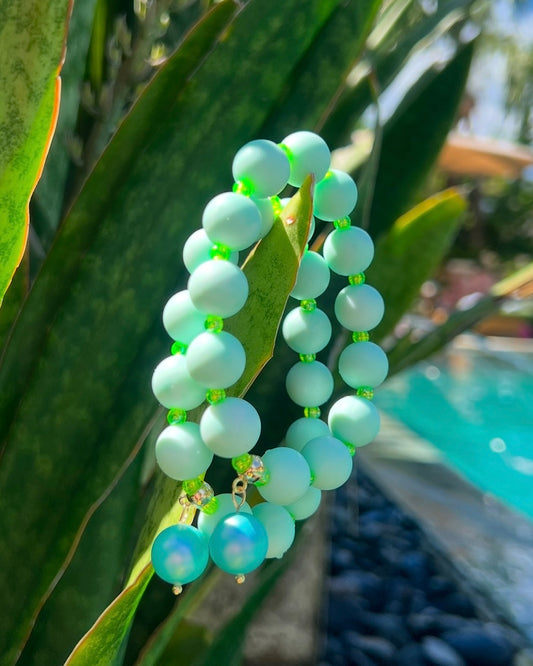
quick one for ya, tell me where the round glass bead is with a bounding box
[197,493,252,537]
[232,139,290,198]
[251,197,276,238]
[186,331,245,388]
[152,354,207,410]
[183,228,238,272]
[200,397,261,458]
[314,169,358,221]
[163,290,206,344]
[151,524,209,586]
[281,131,331,187]
[286,360,334,407]
[290,251,330,300]
[301,435,353,490]
[209,512,268,575]
[285,486,322,521]
[155,422,213,480]
[328,395,380,448]
[335,284,384,332]
[253,502,295,559]
[167,408,187,425]
[285,416,331,452]
[258,448,311,506]
[202,192,262,251]
[323,226,374,276]
[188,259,248,318]
[282,306,332,354]
[206,388,226,404]
[338,341,389,389]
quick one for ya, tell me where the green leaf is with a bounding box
[366,40,475,239]
[0,1,71,303]
[0,253,28,352]
[366,188,467,341]
[64,181,313,666]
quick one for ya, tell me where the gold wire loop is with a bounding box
[231,476,248,511]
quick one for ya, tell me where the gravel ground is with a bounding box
[319,469,530,666]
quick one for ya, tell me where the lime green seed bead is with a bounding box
[344,441,356,456]
[270,195,283,216]
[333,216,351,230]
[232,453,253,475]
[349,273,366,285]
[201,497,219,515]
[210,243,232,260]
[356,386,374,400]
[353,331,370,342]
[167,408,187,425]
[232,180,254,196]
[182,477,203,495]
[204,315,224,333]
[171,341,188,355]
[206,388,226,405]
[299,353,316,363]
[300,299,316,312]
[304,406,321,418]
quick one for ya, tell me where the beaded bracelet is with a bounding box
[150,132,387,594]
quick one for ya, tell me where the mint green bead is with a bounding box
[251,197,276,238]
[183,229,238,273]
[197,493,252,537]
[151,524,209,586]
[323,227,374,276]
[339,342,388,388]
[258,448,311,505]
[328,395,380,447]
[186,331,245,388]
[282,306,332,354]
[200,397,261,458]
[202,192,261,251]
[152,354,206,410]
[285,486,322,520]
[282,131,331,187]
[302,435,353,490]
[335,284,384,331]
[253,502,295,559]
[209,512,268,575]
[285,417,331,452]
[290,250,330,300]
[232,140,290,198]
[188,260,248,318]
[155,422,213,480]
[314,169,358,221]
[162,290,205,344]
[286,360,334,407]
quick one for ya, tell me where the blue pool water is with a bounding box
[374,338,533,520]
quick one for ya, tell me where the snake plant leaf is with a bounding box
[0,1,71,304]
[364,40,475,239]
[64,181,312,666]
[366,188,467,342]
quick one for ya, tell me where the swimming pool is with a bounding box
[374,335,533,520]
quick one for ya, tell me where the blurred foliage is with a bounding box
[1,0,531,665]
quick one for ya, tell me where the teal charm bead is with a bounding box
[314,169,358,221]
[155,422,213,480]
[338,341,389,388]
[209,512,268,575]
[186,331,245,388]
[202,192,261,251]
[197,493,252,537]
[258,448,311,506]
[285,360,334,407]
[328,395,380,447]
[281,131,331,187]
[290,250,330,300]
[301,435,353,490]
[285,486,322,521]
[200,397,261,458]
[151,524,209,586]
[183,228,239,272]
[162,290,206,344]
[188,259,248,318]
[335,284,384,332]
[285,416,330,452]
[253,502,295,559]
[152,354,207,410]
[323,226,374,276]
[232,139,290,198]
[282,306,332,354]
